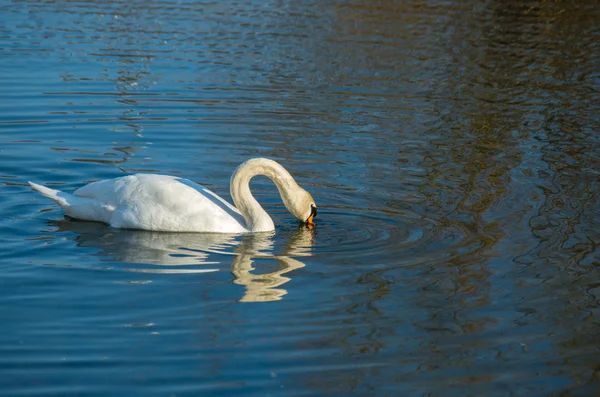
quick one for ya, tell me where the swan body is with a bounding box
[29,158,317,233]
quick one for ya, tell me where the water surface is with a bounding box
[1,0,600,395]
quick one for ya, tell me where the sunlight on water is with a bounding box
[1,0,599,395]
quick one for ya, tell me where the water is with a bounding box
[1,0,600,395]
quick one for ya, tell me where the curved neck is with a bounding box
[230,158,299,232]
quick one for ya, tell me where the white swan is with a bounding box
[29,158,317,233]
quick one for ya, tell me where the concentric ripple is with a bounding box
[306,206,477,268]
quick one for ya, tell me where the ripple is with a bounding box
[34,204,476,275]
[309,207,472,267]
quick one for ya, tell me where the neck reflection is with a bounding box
[230,227,314,302]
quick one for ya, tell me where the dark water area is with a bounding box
[1,0,600,395]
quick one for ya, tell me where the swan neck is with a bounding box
[230,158,298,232]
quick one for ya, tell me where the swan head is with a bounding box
[282,188,317,225]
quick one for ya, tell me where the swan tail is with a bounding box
[29,181,114,223]
[29,181,69,206]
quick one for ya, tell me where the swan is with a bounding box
[29,158,317,233]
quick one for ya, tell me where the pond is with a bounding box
[1,0,599,395]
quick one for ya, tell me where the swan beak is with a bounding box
[305,205,317,225]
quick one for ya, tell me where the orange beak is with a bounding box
[305,205,317,228]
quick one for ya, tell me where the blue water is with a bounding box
[2,0,600,395]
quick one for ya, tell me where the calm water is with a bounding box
[1,0,600,395]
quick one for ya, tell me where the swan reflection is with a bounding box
[230,227,313,302]
[48,218,314,302]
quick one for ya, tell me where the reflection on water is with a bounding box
[231,228,313,302]
[49,218,314,302]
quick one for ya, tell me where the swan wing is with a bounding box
[74,174,248,233]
